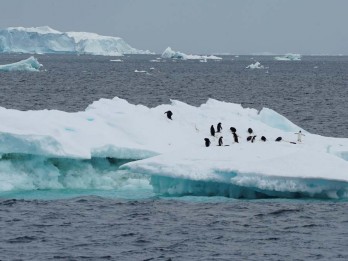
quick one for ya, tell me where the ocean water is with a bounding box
[0,54,348,260]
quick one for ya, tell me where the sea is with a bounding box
[0,54,347,260]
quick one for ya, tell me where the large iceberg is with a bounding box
[0,97,347,198]
[161,47,222,60]
[0,26,151,56]
[0,56,42,72]
[274,53,302,61]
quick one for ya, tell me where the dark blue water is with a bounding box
[0,54,348,260]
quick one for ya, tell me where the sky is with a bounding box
[1,0,348,55]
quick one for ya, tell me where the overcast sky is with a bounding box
[1,0,347,55]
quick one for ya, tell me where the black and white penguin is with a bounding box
[217,122,222,133]
[251,135,257,143]
[261,136,267,142]
[164,110,173,120]
[248,128,253,135]
[218,136,223,146]
[210,125,216,137]
[232,132,239,143]
[247,136,253,142]
[230,127,237,133]
[275,137,282,142]
[204,138,211,147]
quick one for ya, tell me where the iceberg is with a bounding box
[246,61,264,69]
[0,56,42,72]
[161,47,222,60]
[274,53,302,61]
[0,26,151,56]
[0,97,347,198]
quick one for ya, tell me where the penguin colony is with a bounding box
[163,111,302,147]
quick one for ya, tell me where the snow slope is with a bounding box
[0,97,347,198]
[0,26,151,56]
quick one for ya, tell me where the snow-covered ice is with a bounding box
[0,56,42,72]
[275,53,302,61]
[161,47,222,60]
[246,61,264,69]
[0,97,347,198]
[0,26,152,56]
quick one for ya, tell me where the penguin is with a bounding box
[295,130,305,142]
[251,135,257,143]
[204,138,211,147]
[232,132,239,143]
[248,128,253,135]
[210,125,216,137]
[217,122,222,133]
[247,136,253,142]
[261,136,267,142]
[164,110,173,120]
[218,136,223,146]
[275,137,282,142]
[230,127,236,133]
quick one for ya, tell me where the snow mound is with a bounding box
[0,26,151,56]
[0,97,347,198]
[274,53,302,61]
[246,61,264,69]
[161,47,222,60]
[0,56,42,72]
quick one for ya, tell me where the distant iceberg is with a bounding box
[0,56,42,72]
[274,53,302,61]
[246,61,264,69]
[0,26,152,56]
[161,47,222,60]
[0,97,347,198]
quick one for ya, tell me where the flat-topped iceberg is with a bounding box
[0,26,151,56]
[274,53,302,61]
[161,47,222,60]
[0,56,42,72]
[0,97,347,198]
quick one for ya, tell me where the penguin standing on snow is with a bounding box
[261,136,267,142]
[295,130,305,142]
[230,127,239,143]
[164,110,173,120]
[248,128,253,135]
[204,138,211,147]
[210,125,216,137]
[247,136,253,142]
[251,135,257,143]
[275,137,282,142]
[217,122,222,133]
[218,136,223,146]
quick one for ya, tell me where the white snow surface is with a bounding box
[275,53,302,61]
[246,61,264,69]
[0,97,347,197]
[0,56,42,72]
[0,26,151,56]
[161,47,222,60]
